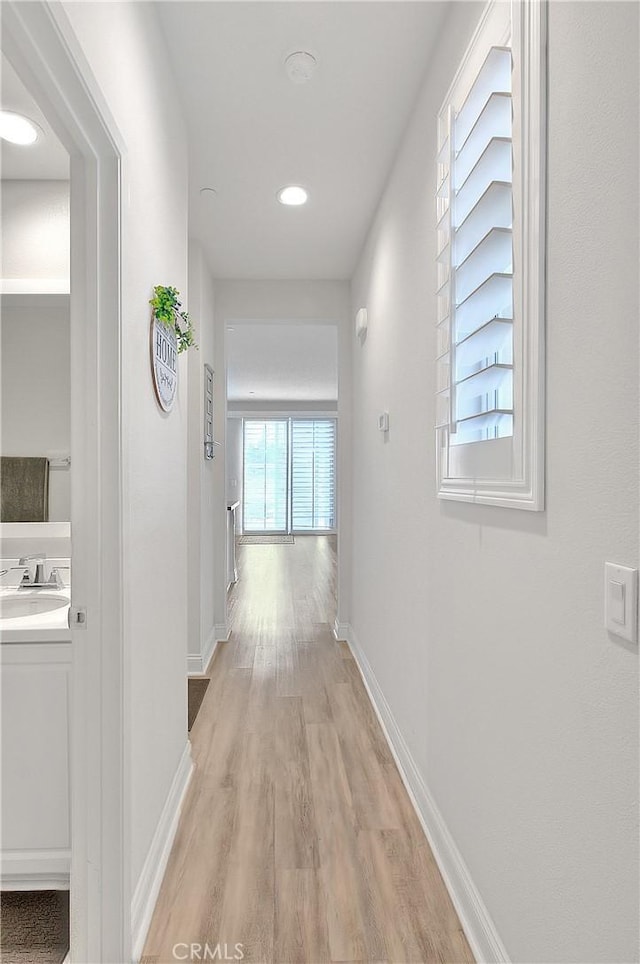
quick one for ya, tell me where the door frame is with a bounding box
[2,3,128,960]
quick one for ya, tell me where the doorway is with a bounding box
[0,48,72,964]
[225,320,339,580]
[2,4,126,961]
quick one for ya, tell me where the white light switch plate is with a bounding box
[604,563,638,643]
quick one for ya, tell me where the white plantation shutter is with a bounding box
[435,1,546,510]
[291,419,336,531]
[437,45,514,446]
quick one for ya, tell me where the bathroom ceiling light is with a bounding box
[277,185,308,206]
[0,110,39,145]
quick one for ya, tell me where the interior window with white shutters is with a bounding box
[435,1,546,510]
[441,46,513,445]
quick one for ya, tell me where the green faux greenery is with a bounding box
[150,285,197,354]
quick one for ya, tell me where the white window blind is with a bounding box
[435,1,546,510]
[291,419,336,531]
[437,45,514,446]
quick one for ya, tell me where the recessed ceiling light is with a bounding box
[249,391,256,396]
[277,185,308,206]
[0,110,39,145]
[200,187,217,197]
[284,51,318,85]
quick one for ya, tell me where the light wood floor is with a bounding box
[143,536,473,964]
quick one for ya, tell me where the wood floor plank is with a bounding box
[275,868,330,963]
[275,697,318,869]
[143,536,474,964]
[306,722,370,962]
[144,785,236,962]
[198,666,252,789]
[376,829,475,964]
[329,681,403,830]
[245,643,277,736]
[276,630,302,698]
[297,640,334,724]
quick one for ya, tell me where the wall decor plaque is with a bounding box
[151,314,178,412]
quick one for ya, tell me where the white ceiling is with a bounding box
[227,323,338,401]
[158,1,448,280]
[1,54,69,180]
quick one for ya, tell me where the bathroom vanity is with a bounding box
[0,558,71,890]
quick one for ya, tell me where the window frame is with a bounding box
[241,416,338,535]
[435,0,547,511]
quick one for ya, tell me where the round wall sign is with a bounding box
[151,314,178,412]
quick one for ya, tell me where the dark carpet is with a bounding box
[0,890,69,964]
[188,677,210,731]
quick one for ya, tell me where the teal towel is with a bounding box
[0,457,50,522]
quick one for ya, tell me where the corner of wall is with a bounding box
[131,741,193,962]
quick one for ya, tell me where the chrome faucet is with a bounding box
[17,554,63,589]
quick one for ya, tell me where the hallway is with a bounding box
[143,537,473,963]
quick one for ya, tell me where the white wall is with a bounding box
[61,0,190,901]
[1,299,70,520]
[215,280,352,625]
[0,180,69,287]
[187,241,217,672]
[349,3,639,962]
[226,416,243,532]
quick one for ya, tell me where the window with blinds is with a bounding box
[435,0,546,510]
[291,419,336,531]
[437,46,513,446]
[242,418,336,533]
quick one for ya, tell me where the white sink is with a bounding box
[1,593,69,619]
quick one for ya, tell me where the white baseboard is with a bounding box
[1,848,70,890]
[215,621,230,642]
[333,619,350,641]
[131,742,194,962]
[347,623,510,964]
[187,626,218,676]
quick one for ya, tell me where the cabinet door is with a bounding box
[1,643,71,885]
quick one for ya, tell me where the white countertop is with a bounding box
[0,560,71,643]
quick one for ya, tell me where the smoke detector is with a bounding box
[285,51,318,85]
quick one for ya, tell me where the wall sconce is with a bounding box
[355,307,368,339]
